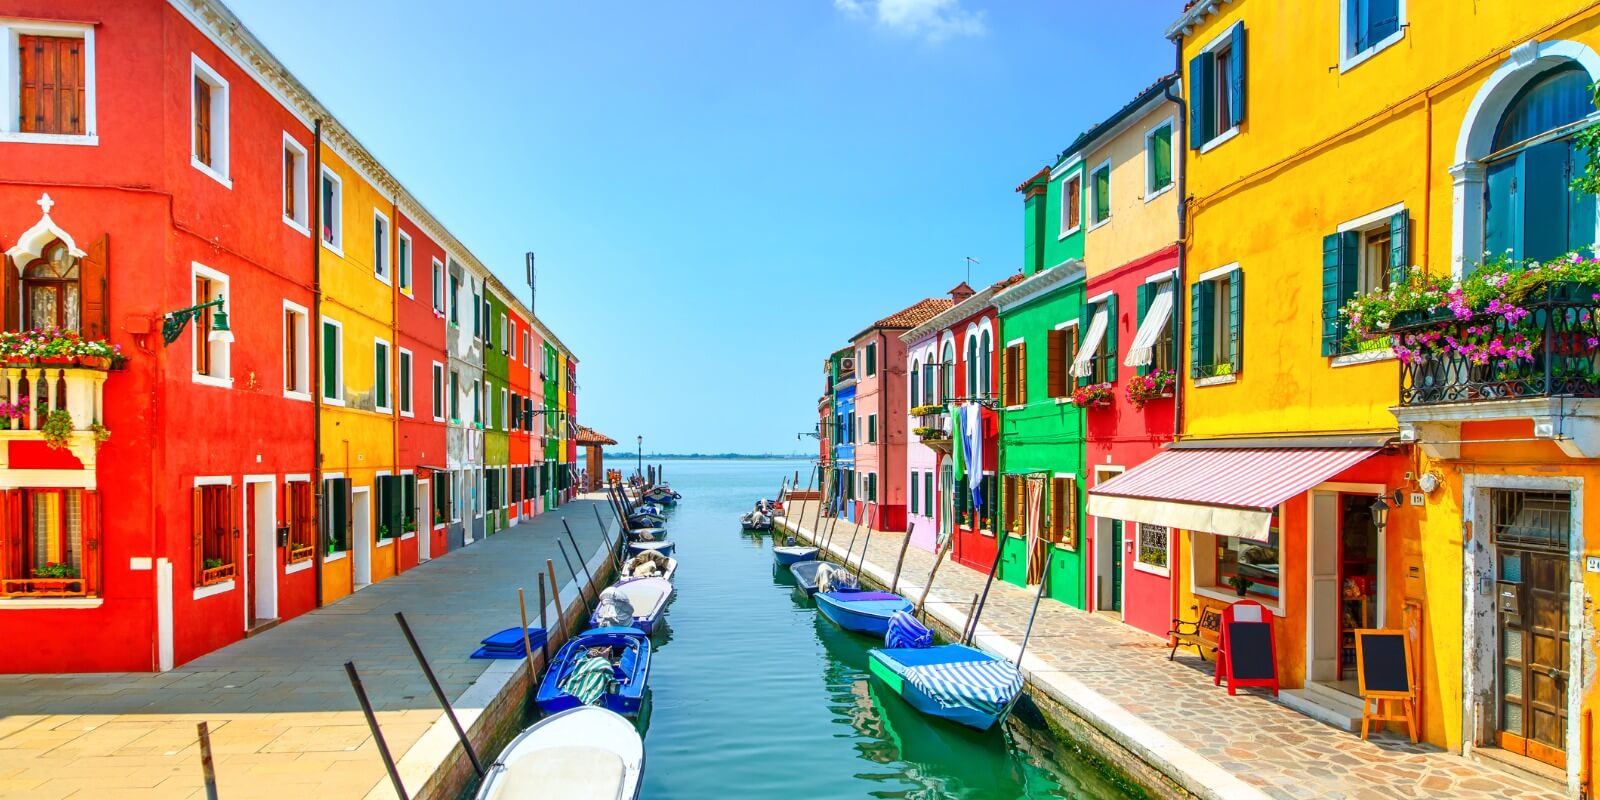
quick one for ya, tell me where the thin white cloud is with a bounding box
[834,0,986,43]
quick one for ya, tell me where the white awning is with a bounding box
[1123,284,1174,368]
[1069,308,1108,378]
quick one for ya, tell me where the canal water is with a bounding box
[617,457,1138,800]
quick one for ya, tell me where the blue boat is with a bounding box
[474,706,644,800]
[773,545,818,566]
[868,644,1024,731]
[629,511,667,526]
[626,539,675,558]
[626,526,667,541]
[534,627,651,717]
[815,591,914,636]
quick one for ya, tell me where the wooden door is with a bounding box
[244,488,257,628]
[1498,548,1569,767]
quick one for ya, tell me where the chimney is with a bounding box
[948,282,975,303]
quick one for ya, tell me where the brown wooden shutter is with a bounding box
[228,484,240,570]
[1016,342,1027,404]
[1061,476,1077,549]
[0,489,20,583]
[193,79,211,166]
[1,255,16,332]
[1047,330,1065,397]
[59,37,83,135]
[80,235,108,340]
[18,36,39,132]
[82,489,100,595]
[192,487,204,587]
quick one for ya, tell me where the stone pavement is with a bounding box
[781,500,1561,800]
[0,499,618,800]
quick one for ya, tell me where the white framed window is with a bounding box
[190,262,231,388]
[1144,118,1175,200]
[373,210,391,285]
[189,54,230,187]
[1134,523,1170,576]
[431,361,445,422]
[1340,0,1405,73]
[373,338,391,413]
[398,347,413,417]
[501,387,509,430]
[282,300,310,401]
[321,316,344,405]
[1059,171,1082,238]
[397,230,412,295]
[1088,159,1111,228]
[523,331,531,366]
[509,320,517,360]
[431,258,445,315]
[501,314,509,354]
[281,133,309,234]
[320,167,343,254]
[1,21,96,145]
[1192,23,1246,153]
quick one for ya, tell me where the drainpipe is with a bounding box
[311,118,325,609]
[1165,50,1187,630]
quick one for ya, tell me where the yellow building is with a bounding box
[1109,2,1600,790]
[315,140,400,603]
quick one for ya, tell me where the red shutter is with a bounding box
[0,489,20,583]
[192,487,204,587]
[80,235,108,340]
[228,484,240,571]
[82,489,100,595]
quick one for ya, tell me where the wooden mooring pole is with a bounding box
[345,661,409,800]
[546,559,563,621]
[1014,547,1056,668]
[196,722,219,800]
[394,611,484,777]
[916,536,953,618]
[537,573,551,664]
[852,505,879,581]
[964,533,1009,646]
[561,519,598,598]
[557,539,593,609]
[889,522,915,594]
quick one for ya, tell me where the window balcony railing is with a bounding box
[0,365,108,464]
[1,576,85,597]
[1395,285,1600,407]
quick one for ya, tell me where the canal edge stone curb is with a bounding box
[778,510,1272,800]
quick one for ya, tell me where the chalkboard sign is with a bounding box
[1224,622,1276,680]
[1355,630,1413,697]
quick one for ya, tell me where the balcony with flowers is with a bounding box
[1341,253,1600,458]
[0,328,122,469]
[911,403,952,452]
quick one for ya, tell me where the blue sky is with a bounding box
[228,0,1178,454]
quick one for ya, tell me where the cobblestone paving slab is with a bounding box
[0,501,616,800]
[781,501,1562,800]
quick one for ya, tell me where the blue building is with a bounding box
[832,354,858,523]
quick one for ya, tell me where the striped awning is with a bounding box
[1069,307,1109,378]
[1124,284,1174,367]
[1087,447,1379,541]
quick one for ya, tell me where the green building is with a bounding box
[483,289,511,534]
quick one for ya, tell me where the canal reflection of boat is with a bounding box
[535,627,652,717]
[475,706,644,800]
[816,591,913,636]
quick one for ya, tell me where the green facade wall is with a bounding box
[1040,162,1085,272]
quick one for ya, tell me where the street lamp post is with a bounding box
[636,436,643,480]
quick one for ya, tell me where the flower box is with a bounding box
[287,545,315,564]
[1,577,86,597]
[199,562,236,586]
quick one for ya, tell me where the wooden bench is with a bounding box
[1168,604,1221,661]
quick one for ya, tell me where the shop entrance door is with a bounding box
[1493,489,1572,768]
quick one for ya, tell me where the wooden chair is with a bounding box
[1167,604,1216,661]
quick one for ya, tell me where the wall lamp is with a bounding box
[161,295,231,346]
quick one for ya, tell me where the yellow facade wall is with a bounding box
[1083,99,1182,276]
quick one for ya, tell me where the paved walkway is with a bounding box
[781,500,1561,800]
[0,499,617,800]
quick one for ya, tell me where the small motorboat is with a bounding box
[641,488,680,505]
[740,511,773,531]
[626,526,668,541]
[474,705,644,800]
[869,645,1024,731]
[773,544,818,566]
[790,561,859,598]
[618,551,676,583]
[590,577,673,635]
[630,510,667,527]
[626,539,675,558]
[816,591,914,636]
[535,627,651,717]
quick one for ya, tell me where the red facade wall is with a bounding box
[396,214,448,566]
[508,307,531,517]
[944,307,1001,572]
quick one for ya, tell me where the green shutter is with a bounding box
[322,323,337,398]
[925,473,933,517]
[1228,270,1244,374]
[404,474,416,525]
[1136,283,1152,377]
[1150,125,1173,192]
[1189,52,1214,148]
[909,472,918,515]
[1229,22,1247,127]
[1321,231,1358,356]
[1190,281,1211,377]
[1078,302,1093,387]
[1388,210,1410,287]
[1104,293,1119,383]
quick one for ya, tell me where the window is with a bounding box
[501,315,509,354]
[1048,475,1076,548]
[373,340,391,412]
[472,285,482,338]
[865,342,877,376]
[373,211,390,284]
[509,320,517,360]
[192,483,235,587]
[501,387,509,430]
[1200,516,1280,602]
[978,329,992,397]
[1047,324,1079,398]
[1323,209,1408,356]
[449,270,461,325]
[1090,161,1111,226]
[909,359,921,408]
[320,168,343,250]
[321,477,351,554]
[282,134,308,231]
[190,56,229,185]
[1060,172,1082,236]
[941,341,955,400]
[12,28,92,139]
[432,362,444,421]
[283,302,309,398]
[909,471,919,515]
[397,230,412,294]
[924,472,933,519]
[965,336,978,397]
[285,480,315,564]
[0,488,97,598]
[398,348,413,416]
[1003,341,1027,406]
[449,370,460,422]
[1074,295,1117,387]
[1189,22,1246,150]
[321,318,343,403]
[192,264,230,386]
[1135,523,1169,574]
[1484,65,1597,265]
[867,413,876,443]
[1343,0,1402,67]
[432,259,445,314]
[1146,121,1174,197]
[22,239,80,332]
[867,473,877,503]
[433,475,452,526]
[1129,280,1177,376]
[1190,268,1242,379]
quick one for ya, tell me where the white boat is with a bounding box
[619,551,677,582]
[475,705,644,800]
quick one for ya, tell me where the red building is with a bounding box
[0,0,319,671]
[507,304,532,520]
[395,213,449,567]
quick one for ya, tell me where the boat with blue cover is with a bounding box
[589,577,673,635]
[475,705,644,800]
[626,539,675,558]
[534,627,652,717]
[868,643,1024,731]
[815,591,914,636]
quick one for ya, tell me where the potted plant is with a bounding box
[377,523,392,540]
[1227,574,1253,597]
[204,558,224,571]
[1127,369,1176,410]
[1072,382,1115,408]
[41,409,72,450]
[90,421,110,449]
[403,520,417,534]
[34,562,79,579]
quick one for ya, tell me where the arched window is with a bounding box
[922,355,934,404]
[910,359,921,408]
[978,329,992,398]
[23,240,80,332]
[941,341,954,401]
[1484,64,1597,261]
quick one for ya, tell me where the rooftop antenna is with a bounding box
[965,256,979,284]
[525,252,536,316]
